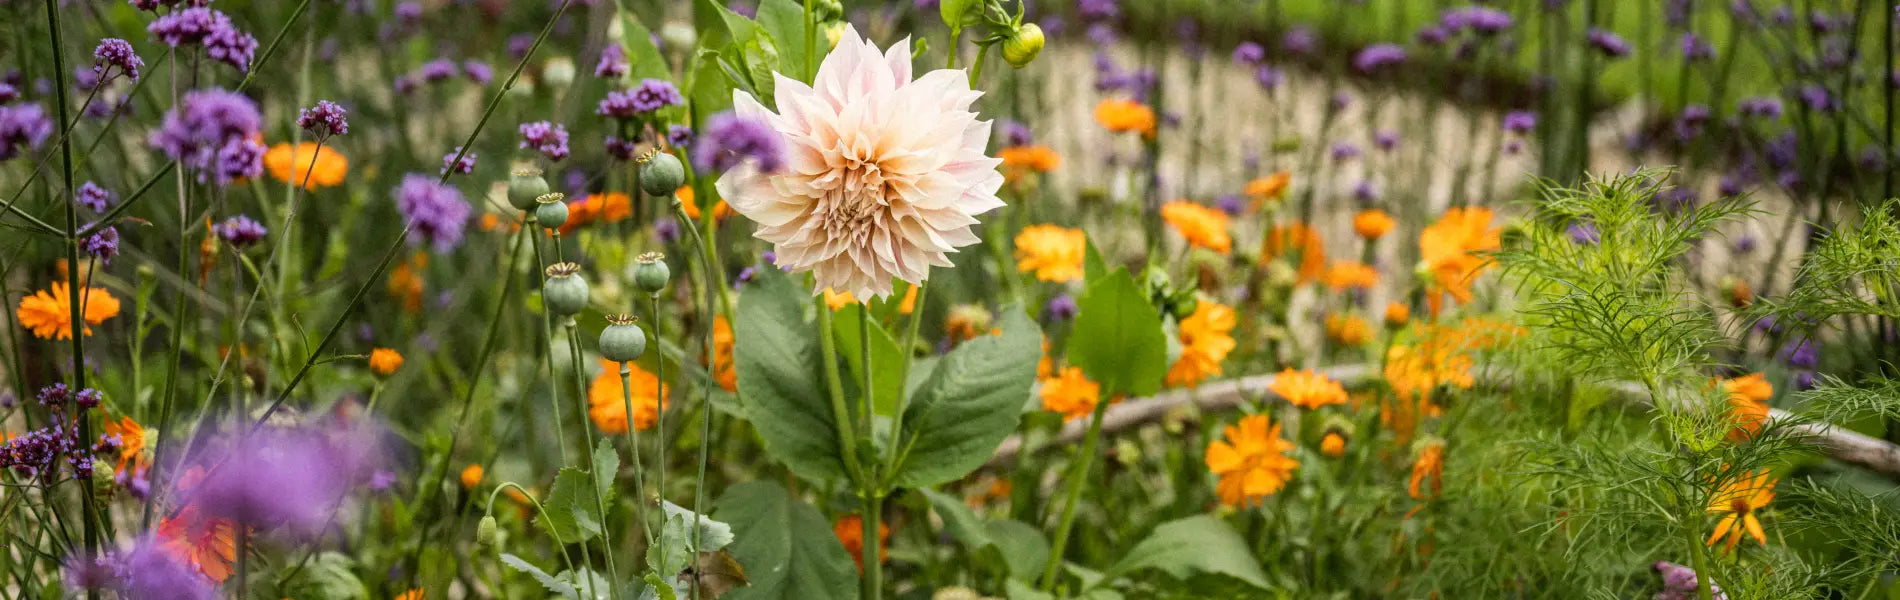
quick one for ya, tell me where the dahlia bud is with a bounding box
[639,152,686,196]
[509,168,550,210]
[477,515,500,547]
[542,56,576,88]
[543,263,590,316]
[1002,24,1045,69]
[534,193,569,228]
[598,314,648,363]
[633,252,670,294]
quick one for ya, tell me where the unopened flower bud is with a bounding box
[534,193,569,227]
[633,252,671,294]
[542,56,576,88]
[639,152,686,196]
[543,263,590,316]
[509,168,550,210]
[660,23,697,53]
[91,459,115,491]
[477,515,499,547]
[599,314,648,363]
[1002,24,1045,68]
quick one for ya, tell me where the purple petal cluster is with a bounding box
[149,88,262,184]
[1352,44,1408,73]
[204,24,258,72]
[187,423,385,535]
[1231,41,1265,65]
[1078,0,1120,22]
[1679,33,1715,61]
[440,147,476,175]
[395,174,471,252]
[598,79,685,119]
[1441,6,1514,34]
[1586,28,1632,58]
[0,103,53,160]
[297,100,349,138]
[83,226,120,264]
[1282,26,1317,55]
[92,39,144,83]
[149,9,256,72]
[76,182,116,212]
[604,136,637,160]
[1503,110,1538,134]
[999,120,1033,147]
[463,60,493,85]
[518,121,570,161]
[695,112,785,173]
[214,215,267,248]
[596,43,629,79]
[418,58,459,83]
[667,124,694,148]
[92,539,218,600]
[1738,96,1783,119]
[1653,562,1726,600]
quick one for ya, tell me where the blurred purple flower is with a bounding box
[598,79,683,119]
[1043,293,1078,321]
[1352,44,1408,73]
[150,89,262,184]
[1737,96,1782,119]
[418,58,458,83]
[215,215,267,248]
[1797,84,1835,112]
[694,112,785,173]
[1503,110,1537,134]
[203,23,258,72]
[1282,26,1317,55]
[667,124,694,148]
[0,102,54,160]
[1416,25,1450,46]
[463,61,492,85]
[1780,338,1817,369]
[1254,65,1283,91]
[103,539,218,600]
[1232,41,1265,65]
[76,182,115,213]
[298,100,349,138]
[1679,33,1715,61]
[518,121,570,161]
[188,423,384,535]
[1078,0,1120,22]
[596,43,629,79]
[440,147,476,175]
[1000,120,1033,146]
[1375,130,1399,152]
[604,136,637,160]
[394,174,470,252]
[1352,180,1380,203]
[1585,28,1631,58]
[1215,194,1244,216]
[1568,221,1600,245]
[1330,143,1360,162]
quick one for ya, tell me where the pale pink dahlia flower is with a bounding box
[715,25,1004,300]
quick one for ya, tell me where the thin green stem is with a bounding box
[566,318,621,600]
[815,303,863,481]
[1039,396,1112,591]
[862,493,885,600]
[648,292,666,549]
[42,0,98,565]
[619,366,653,547]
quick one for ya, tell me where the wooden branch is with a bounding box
[986,364,1900,478]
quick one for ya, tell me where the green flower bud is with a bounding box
[534,193,569,228]
[598,314,648,363]
[476,515,499,547]
[543,56,577,88]
[543,263,590,316]
[91,459,115,491]
[660,23,698,54]
[1001,24,1045,69]
[509,169,550,211]
[633,252,670,294]
[639,152,686,197]
[1167,290,1199,321]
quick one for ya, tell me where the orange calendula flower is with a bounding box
[1014,224,1087,283]
[1706,470,1776,552]
[560,192,634,234]
[707,316,737,392]
[1353,209,1395,240]
[1160,201,1232,254]
[1205,414,1299,507]
[1408,438,1446,500]
[16,282,121,339]
[395,589,425,600]
[1040,366,1105,422]
[1383,301,1411,328]
[263,142,348,189]
[1324,313,1372,345]
[387,252,427,314]
[1419,207,1501,318]
[1262,223,1327,284]
[997,144,1061,181]
[1245,171,1291,208]
[1319,431,1347,457]
[586,358,670,434]
[1093,98,1157,137]
[1270,368,1348,410]
[1722,373,1774,442]
[368,348,403,376]
[823,288,859,311]
[834,514,891,570]
[677,185,733,221]
[1322,261,1379,291]
[898,284,918,315]
[157,505,238,583]
[102,415,147,475]
[1165,301,1237,388]
[944,304,994,348]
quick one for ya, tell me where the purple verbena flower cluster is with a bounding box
[298,100,349,138]
[394,174,471,252]
[598,79,685,119]
[0,102,54,160]
[441,147,476,175]
[76,182,116,212]
[694,112,785,173]
[148,88,263,185]
[92,39,143,83]
[214,215,267,248]
[519,121,571,161]
[83,226,120,264]
[149,9,256,73]
[596,43,629,79]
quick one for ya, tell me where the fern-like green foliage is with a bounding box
[1790,373,1900,426]
[1751,200,1900,328]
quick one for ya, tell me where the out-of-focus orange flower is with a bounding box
[102,415,146,475]
[1706,469,1776,552]
[460,464,484,489]
[1322,261,1379,291]
[1419,207,1501,318]
[1014,224,1087,283]
[369,348,404,376]
[1263,223,1327,284]
[834,514,890,570]
[1723,373,1774,442]
[1040,366,1106,422]
[1245,171,1292,209]
[16,282,120,339]
[1166,301,1236,388]
[479,213,522,233]
[1161,201,1231,254]
[998,145,1061,181]
[898,284,918,315]
[677,185,733,221]
[1384,301,1411,328]
[387,252,427,314]
[1408,438,1446,500]
[706,316,737,392]
[1324,312,1373,345]
[395,589,425,600]
[560,192,633,234]
[1094,98,1156,137]
[586,358,669,434]
[1270,368,1348,410]
[1382,318,1522,441]
[823,288,858,311]
[1205,414,1299,507]
[1320,431,1347,457]
[1353,209,1395,240]
[263,142,348,189]
[157,505,238,582]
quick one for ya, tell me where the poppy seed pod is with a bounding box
[633,252,670,294]
[476,515,499,547]
[1002,24,1045,68]
[639,152,686,197]
[534,193,569,227]
[543,262,590,316]
[599,314,648,362]
[509,169,550,210]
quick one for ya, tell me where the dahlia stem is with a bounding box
[862,492,885,600]
[41,0,98,566]
[1040,393,1112,591]
[857,302,874,440]
[815,299,864,483]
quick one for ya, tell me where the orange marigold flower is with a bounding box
[16,282,121,339]
[823,288,858,311]
[1705,469,1775,552]
[263,142,348,189]
[1383,301,1411,328]
[1040,366,1105,422]
[157,505,238,583]
[1160,201,1232,254]
[1262,223,1327,284]
[1166,301,1237,388]
[1093,98,1156,137]
[1722,372,1774,442]
[102,415,147,475]
[368,347,403,376]
[386,252,427,314]
[586,358,670,434]
[1353,209,1395,240]
[1419,207,1501,318]
[1270,368,1348,410]
[834,514,891,570]
[1324,313,1372,346]
[1245,171,1292,208]
[898,284,918,315]
[395,589,425,600]
[1014,224,1087,283]
[1408,438,1446,500]
[1319,431,1347,458]
[677,185,733,221]
[1205,414,1299,507]
[1322,261,1379,291]
[560,192,633,234]
[460,464,484,489]
[707,316,737,392]
[998,144,1061,180]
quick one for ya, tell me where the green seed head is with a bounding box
[534,193,569,227]
[638,152,687,197]
[476,515,500,547]
[509,168,550,211]
[633,252,670,294]
[599,314,648,363]
[543,262,590,316]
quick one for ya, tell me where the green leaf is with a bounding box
[1067,270,1167,397]
[940,0,983,31]
[651,500,738,576]
[275,552,369,600]
[617,13,671,80]
[688,51,736,130]
[1082,238,1108,283]
[832,303,907,420]
[538,442,615,544]
[502,553,580,598]
[1005,579,1054,600]
[714,481,860,600]
[1101,515,1270,589]
[892,308,1041,488]
[705,0,779,105]
[982,518,1050,579]
[754,0,810,81]
[920,489,992,550]
[734,268,850,483]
